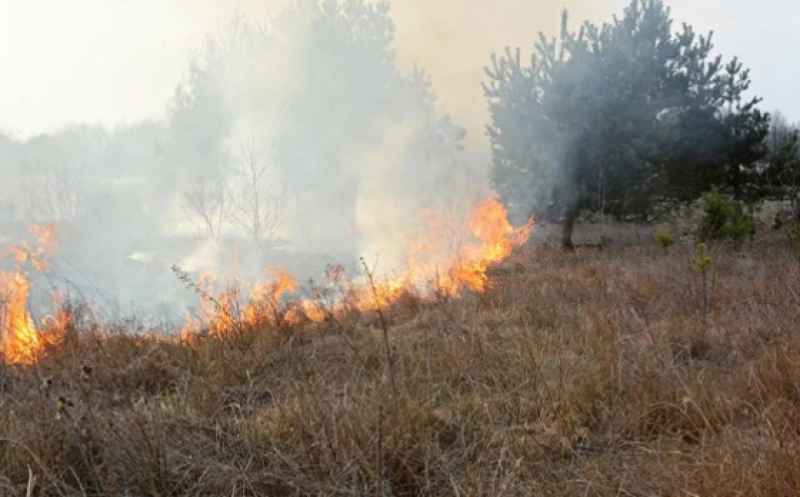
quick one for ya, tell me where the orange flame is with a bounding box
[179,197,532,340]
[355,277,407,313]
[181,266,310,338]
[182,198,533,338]
[243,267,299,328]
[1,223,59,364]
[0,272,40,364]
[446,197,533,294]
[285,300,326,325]
[1,199,530,355]
[352,197,533,306]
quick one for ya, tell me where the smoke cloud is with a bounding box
[166,0,609,151]
[0,0,615,325]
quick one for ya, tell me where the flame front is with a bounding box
[446,197,533,294]
[181,266,309,337]
[355,197,533,306]
[3,201,530,350]
[181,196,532,338]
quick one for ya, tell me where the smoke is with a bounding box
[168,0,610,151]
[0,0,617,323]
[389,0,611,150]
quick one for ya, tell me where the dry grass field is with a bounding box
[1,231,800,496]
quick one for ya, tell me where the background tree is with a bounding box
[230,125,288,250]
[167,1,467,259]
[17,124,105,224]
[765,126,800,217]
[182,152,234,238]
[485,0,769,248]
[165,15,247,236]
[766,110,798,156]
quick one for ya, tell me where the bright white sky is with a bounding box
[0,0,798,140]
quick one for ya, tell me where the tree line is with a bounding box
[485,0,800,247]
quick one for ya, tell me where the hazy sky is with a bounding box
[0,0,798,142]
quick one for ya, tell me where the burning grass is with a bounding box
[173,197,533,341]
[0,236,799,495]
[0,223,60,364]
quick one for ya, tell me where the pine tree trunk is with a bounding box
[562,204,579,250]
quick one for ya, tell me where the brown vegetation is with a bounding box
[2,238,800,496]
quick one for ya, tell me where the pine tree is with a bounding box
[485,0,769,247]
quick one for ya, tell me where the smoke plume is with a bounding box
[0,0,612,323]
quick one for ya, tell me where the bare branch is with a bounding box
[182,152,234,238]
[230,124,288,250]
[21,156,91,223]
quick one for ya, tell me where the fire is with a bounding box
[243,267,299,327]
[1,199,530,351]
[181,270,241,338]
[285,300,326,325]
[0,223,59,364]
[446,197,533,294]
[180,196,532,339]
[353,197,533,306]
[355,276,408,312]
[181,266,309,337]
[0,272,39,364]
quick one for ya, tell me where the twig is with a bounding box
[376,404,383,497]
[25,466,36,497]
[360,258,398,413]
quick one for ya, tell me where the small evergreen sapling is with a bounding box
[696,187,756,246]
[654,223,676,253]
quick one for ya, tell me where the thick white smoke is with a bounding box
[0,0,614,322]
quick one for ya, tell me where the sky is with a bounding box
[0,0,798,143]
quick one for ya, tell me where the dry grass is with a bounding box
[2,238,800,496]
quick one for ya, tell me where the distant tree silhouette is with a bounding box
[167,1,466,249]
[230,125,287,248]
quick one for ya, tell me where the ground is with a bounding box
[1,232,799,496]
